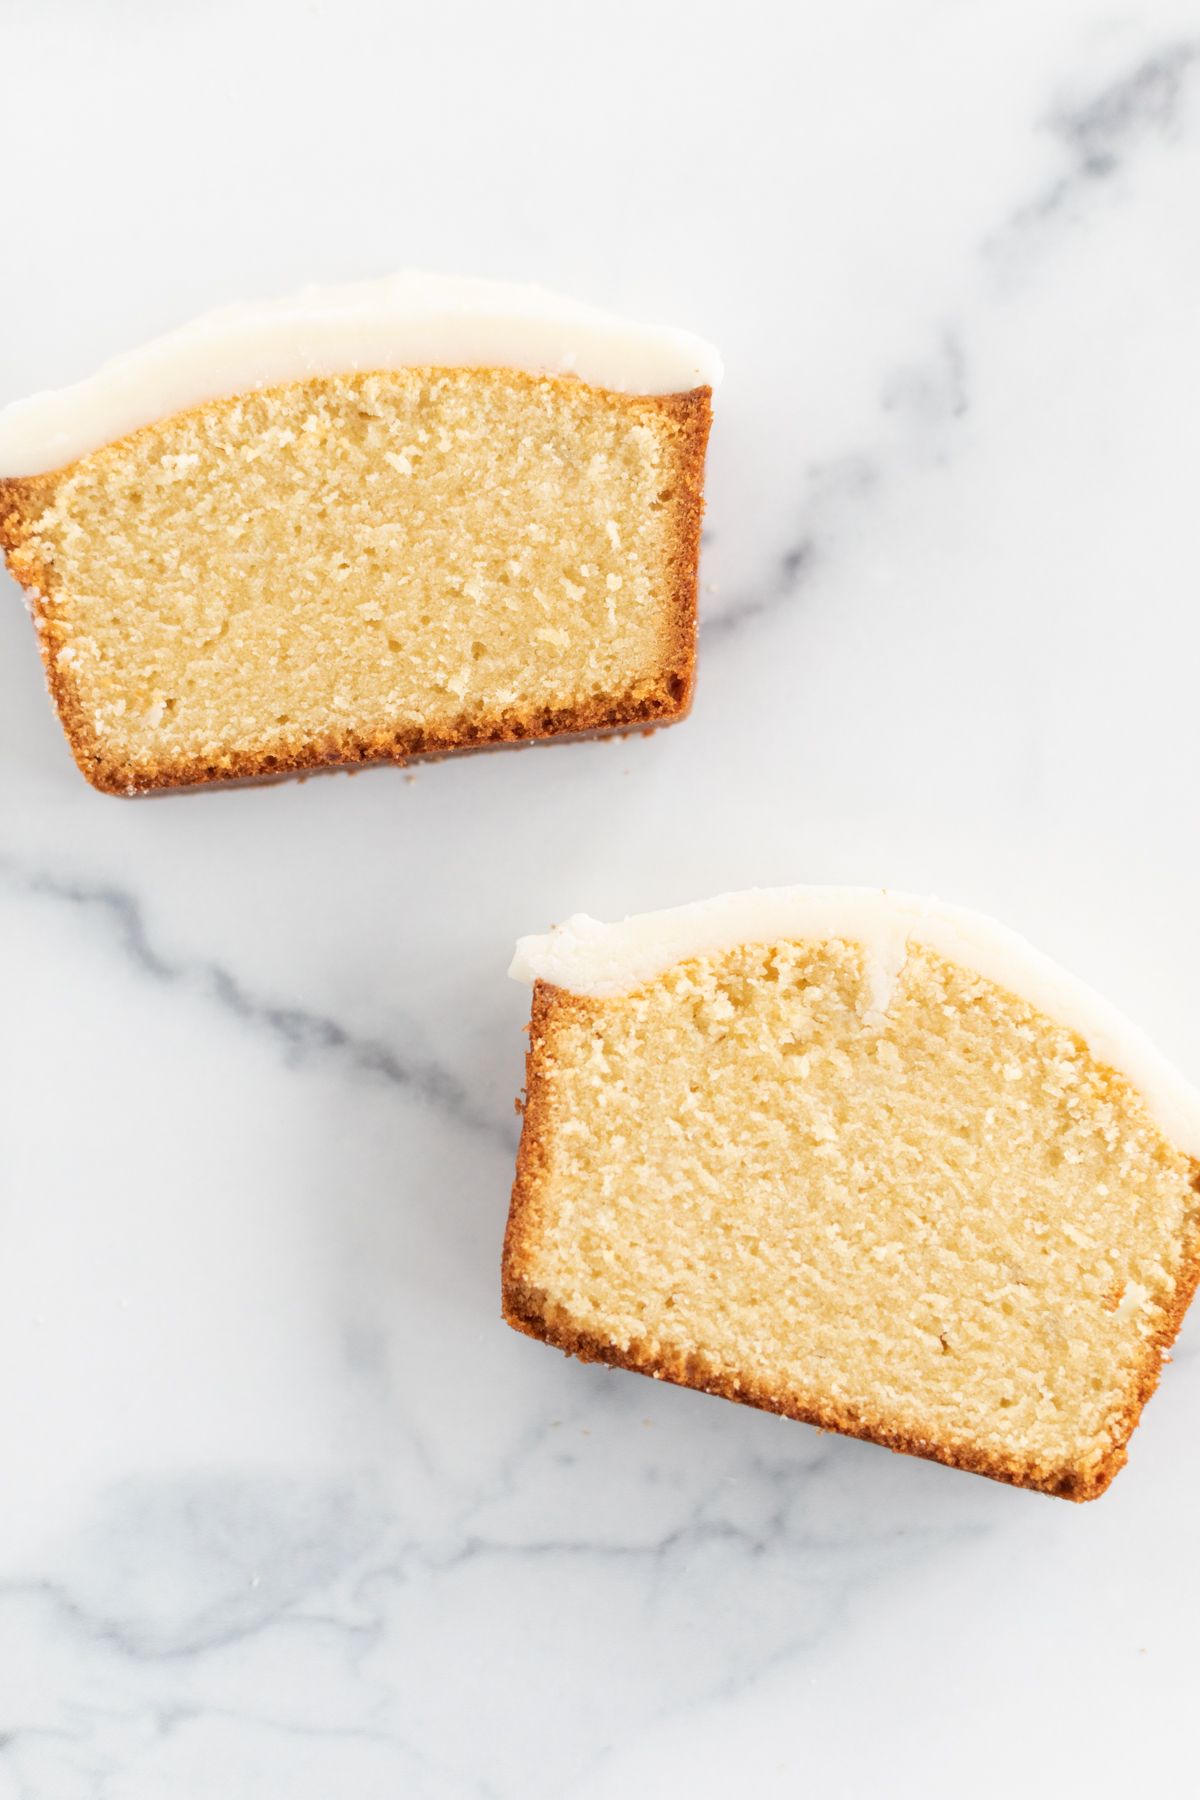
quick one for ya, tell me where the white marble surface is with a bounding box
[3,2,1200,1794]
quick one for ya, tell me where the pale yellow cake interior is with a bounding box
[515,940,1200,1493]
[9,368,697,784]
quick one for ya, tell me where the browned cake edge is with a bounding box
[501,981,1200,1503]
[0,380,711,796]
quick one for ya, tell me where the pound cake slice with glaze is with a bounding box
[502,887,1200,1501]
[0,273,717,794]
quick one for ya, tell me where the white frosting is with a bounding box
[0,272,723,477]
[510,885,1200,1157]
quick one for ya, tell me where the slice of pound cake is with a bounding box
[502,888,1200,1500]
[0,274,717,793]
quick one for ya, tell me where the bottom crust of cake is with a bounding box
[501,1267,1200,1502]
[43,674,693,796]
[502,983,1200,1504]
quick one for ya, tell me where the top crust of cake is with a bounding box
[0,272,723,476]
[510,887,1200,1157]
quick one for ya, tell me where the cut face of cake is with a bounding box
[503,888,1200,1500]
[0,274,718,793]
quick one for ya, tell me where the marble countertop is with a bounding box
[3,3,1200,1795]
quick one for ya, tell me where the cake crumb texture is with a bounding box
[0,367,709,792]
[503,939,1200,1500]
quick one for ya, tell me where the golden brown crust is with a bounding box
[501,983,1200,1504]
[0,382,711,795]
[502,983,564,1304]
